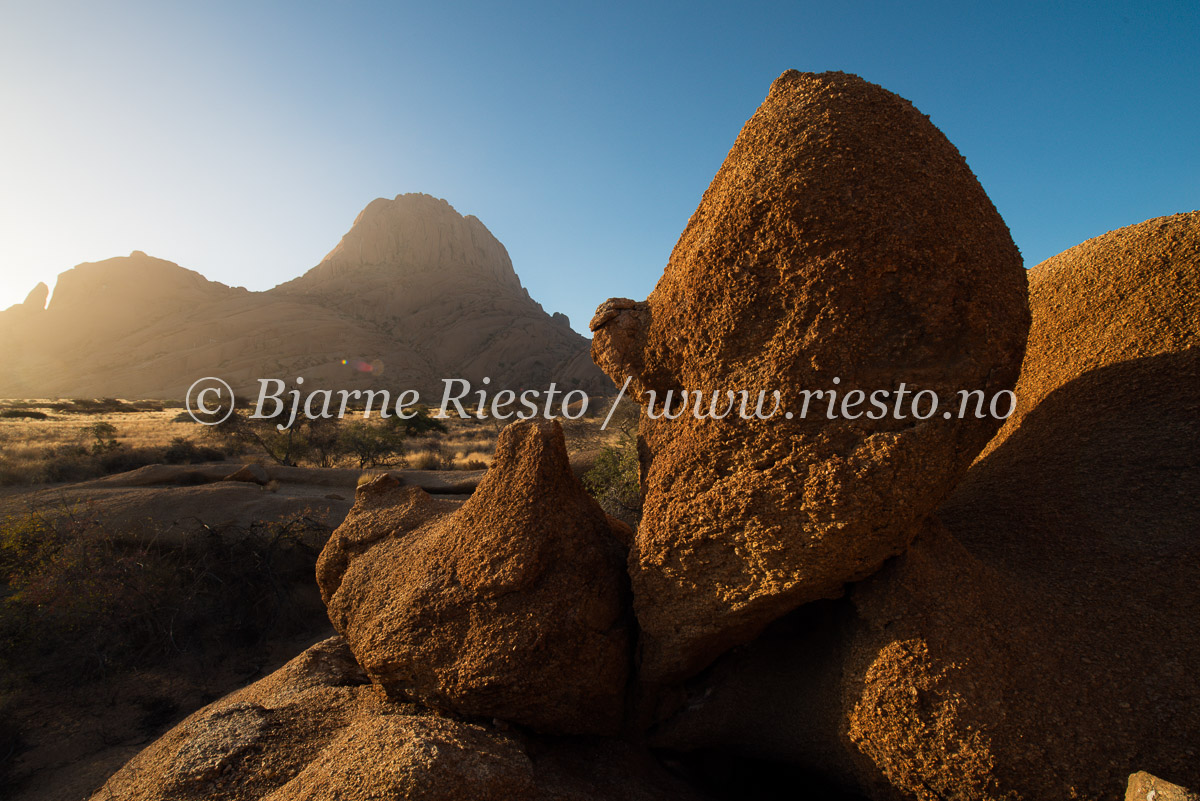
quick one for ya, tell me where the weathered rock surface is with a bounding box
[1126,772,1198,801]
[317,420,634,735]
[223,464,271,485]
[930,210,1200,798]
[591,70,1029,682]
[650,213,1200,800]
[968,209,1199,461]
[0,194,605,399]
[90,637,703,801]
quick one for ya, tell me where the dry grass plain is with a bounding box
[0,397,634,486]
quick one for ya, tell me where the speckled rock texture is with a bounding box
[650,212,1200,800]
[590,69,1030,682]
[966,209,1199,461]
[89,637,703,801]
[933,210,1200,798]
[316,420,634,736]
[1125,772,1198,801]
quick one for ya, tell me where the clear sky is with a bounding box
[1,0,1196,334]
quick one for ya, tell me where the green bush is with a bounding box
[396,406,448,436]
[582,444,642,526]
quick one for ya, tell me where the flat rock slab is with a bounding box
[91,637,702,801]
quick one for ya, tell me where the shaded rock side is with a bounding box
[930,210,1200,798]
[654,509,1200,800]
[90,637,703,801]
[317,420,634,735]
[650,213,1200,800]
[591,70,1029,682]
[971,209,1199,462]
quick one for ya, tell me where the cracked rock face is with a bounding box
[591,70,1030,683]
[317,420,634,736]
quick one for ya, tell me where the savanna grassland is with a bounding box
[0,397,635,480]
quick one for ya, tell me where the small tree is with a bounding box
[338,419,406,468]
[304,417,343,469]
[397,405,448,436]
[86,422,121,454]
[209,409,310,466]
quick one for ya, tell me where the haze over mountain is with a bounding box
[0,194,605,401]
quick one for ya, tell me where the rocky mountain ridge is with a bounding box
[0,193,604,400]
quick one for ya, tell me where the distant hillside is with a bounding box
[0,194,605,400]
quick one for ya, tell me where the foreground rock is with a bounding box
[591,70,1029,682]
[317,421,633,735]
[651,213,1200,799]
[90,637,701,801]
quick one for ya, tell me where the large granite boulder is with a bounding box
[317,420,634,736]
[931,210,1200,798]
[650,212,1200,800]
[591,70,1030,682]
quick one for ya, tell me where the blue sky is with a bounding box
[1,0,1196,334]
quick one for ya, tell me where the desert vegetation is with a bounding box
[0,402,224,486]
[0,397,640,510]
[570,399,643,528]
[0,401,519,485]
[0,507,329,683]
[0,503,333,790]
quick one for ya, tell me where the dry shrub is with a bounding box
[408,449,443,471]
[451,450,492,470]
[582,443,643,529]
[0,508,330,685]
[0,437,226,486]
